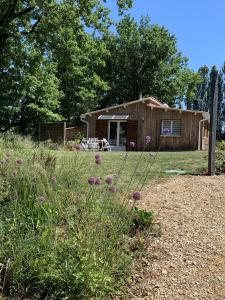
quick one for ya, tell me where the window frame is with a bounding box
[161,119,182,137]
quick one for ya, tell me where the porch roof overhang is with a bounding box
[98,114,129,120]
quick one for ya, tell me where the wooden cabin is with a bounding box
[80,97,210,151]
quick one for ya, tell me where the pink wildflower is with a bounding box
[109,186,117,193]
[74,144,81,151]
[88,177,96,185]
[132,191,141,201]
[162,128,170,135]
[130,142,135,148]
[105,176,113,185]
[95,177,101,185]
[146,136,151,144]
[95,157,102,165]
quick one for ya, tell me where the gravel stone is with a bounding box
[119,175,225,300]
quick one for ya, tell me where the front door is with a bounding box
[108,121,127,151]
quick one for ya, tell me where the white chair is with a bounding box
[80,142,88,151]
[102,138,111,151]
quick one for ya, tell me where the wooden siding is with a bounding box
[86,102,205,151]
[96,120,107,139]
[66,126,86,141]
[39,122,66,143]
[126,121,138,151]
[39,123,86,143]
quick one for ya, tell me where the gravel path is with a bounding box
[125,175,225,300]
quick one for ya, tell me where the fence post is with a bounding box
[208,71,218,176]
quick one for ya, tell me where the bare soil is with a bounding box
[124,175,225,300]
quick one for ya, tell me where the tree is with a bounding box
[0,39,62,134]
[40,3,109,123]
[0,0,133,59]
[0,0,133,133]
[175,69,202,109]
[217,65,225,139]
[194,65,209,111]
[100,16,188,107]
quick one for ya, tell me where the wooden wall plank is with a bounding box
[86,103,203,151]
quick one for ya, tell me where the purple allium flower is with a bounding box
[95,177,101,185]
[130,141,135,148]
[88,176,96,185]
[12,170,17,178]
[95,157,102,165]
[38,195,47,204]
[132,191,141,201]
[162,128,170,135]
[74,144,81,151]
[146,135,151,144]
[16,159,23,165]
[109,186,117,193]
[50,176,57,186]
[105,176,113,185]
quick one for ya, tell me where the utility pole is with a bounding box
[208,70,218,176]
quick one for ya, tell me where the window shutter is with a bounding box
[172,120,181,136]
[161,120,181,136]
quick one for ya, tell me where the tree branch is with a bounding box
[13,6,35,17]
[21,17,42,35]
[0,1,34,27]
[0,0,18,26]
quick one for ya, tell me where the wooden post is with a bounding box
[208,71,218,176]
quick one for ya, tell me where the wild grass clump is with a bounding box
[0,135,155,300]
[0,132,34,152]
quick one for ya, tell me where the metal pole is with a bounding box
[208,71,218,176]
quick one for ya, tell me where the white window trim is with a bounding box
[161,120,181,137]
[107,120,127,147]
[98,115,129,120]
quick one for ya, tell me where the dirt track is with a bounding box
[126,175,225,300]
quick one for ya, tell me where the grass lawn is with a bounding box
[56,150,208,189]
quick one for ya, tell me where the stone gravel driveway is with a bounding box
[125,175,225,300]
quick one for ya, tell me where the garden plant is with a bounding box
[0,134,156,300]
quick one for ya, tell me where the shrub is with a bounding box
[217,140,225,151]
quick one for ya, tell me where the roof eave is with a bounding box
[147,104,208,115]
[80,97,155,117]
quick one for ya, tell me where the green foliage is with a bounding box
[101,15,188,107]
[1,134,155,299]
[0,0,132,133]
[194,65,209,111]
[132,207,155,231]
[217,140,225,151]
[176,69,203,109]
[215,146,225,174]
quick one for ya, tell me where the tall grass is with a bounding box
[0,134,154,300]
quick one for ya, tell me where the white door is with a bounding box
[108,121,127,151]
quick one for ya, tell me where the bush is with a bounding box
[217,140,225,151]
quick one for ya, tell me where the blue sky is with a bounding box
[108,0,225,71]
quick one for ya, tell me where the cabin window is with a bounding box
[161,120,181,136]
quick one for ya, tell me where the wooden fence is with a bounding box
[39,122,86,143]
